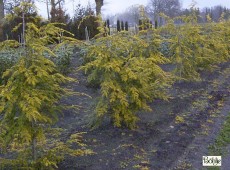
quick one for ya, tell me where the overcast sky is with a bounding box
[36,0,230,18]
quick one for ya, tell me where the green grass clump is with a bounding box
[209,112,230,156]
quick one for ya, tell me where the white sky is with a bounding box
[36,0,230,18]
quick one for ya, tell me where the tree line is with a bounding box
[0,0,230,42]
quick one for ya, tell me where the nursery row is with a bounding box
[0,13,229,169]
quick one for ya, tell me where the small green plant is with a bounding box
[174,161,192,169]
[209,112,230,156]
[120,161,129,169]
[53,43,75,75]
[175,115,185,124]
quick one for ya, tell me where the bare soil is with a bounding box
[57,54,230,170]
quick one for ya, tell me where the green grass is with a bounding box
[207,112,230,170]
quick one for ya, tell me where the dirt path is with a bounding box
[58,54,230,170]
[171,64,230,170]
[171,96,230,170]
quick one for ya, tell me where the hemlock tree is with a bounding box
[68,3,99,40]
[81,31,173,129]
[161,13,205,80]
[0,23,92,169]
[139,7,153,31]
[203,13,230,64]
[160,9,230,81]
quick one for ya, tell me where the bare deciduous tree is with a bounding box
[148,0,181,27]
[147,0,181,25]
[50,0,66,22]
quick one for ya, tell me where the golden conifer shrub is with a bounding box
[0,23,92,169]
[81,32,173,129]
[160,9,230,81]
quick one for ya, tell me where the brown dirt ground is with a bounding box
[57,54,230,170]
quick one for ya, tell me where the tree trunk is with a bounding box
[32,137,37,161]
[50,0,56,22]
[50,0,65,22]
[0,0,4,41]
[32,121,37,161]
[95,0,103,16]
[22,12,25,47]
[46,0,50,20]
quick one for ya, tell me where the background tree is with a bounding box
[106,19,110,35]
[125,21,128,31]
[95,0,103,16]
[106,5,148,28]
[121,20,124,30]
[117,19,120,32]
[139,19,142,31]
[147,0,181,26]
[50,0,67,23]
[0,0,4,41]
[68,3,99,40]
[119,5,141,25]
[179,6,230,23]
[3,1,42,41]
[45,0,50,20]
[138,6,151,31]
[4,0,21,11]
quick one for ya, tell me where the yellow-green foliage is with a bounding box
[161,10,230,81]
[81,32,173,129]
[0,128,93,170]
[93,15,109,38]
[0,23,89,169]
[203,16,230,63]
